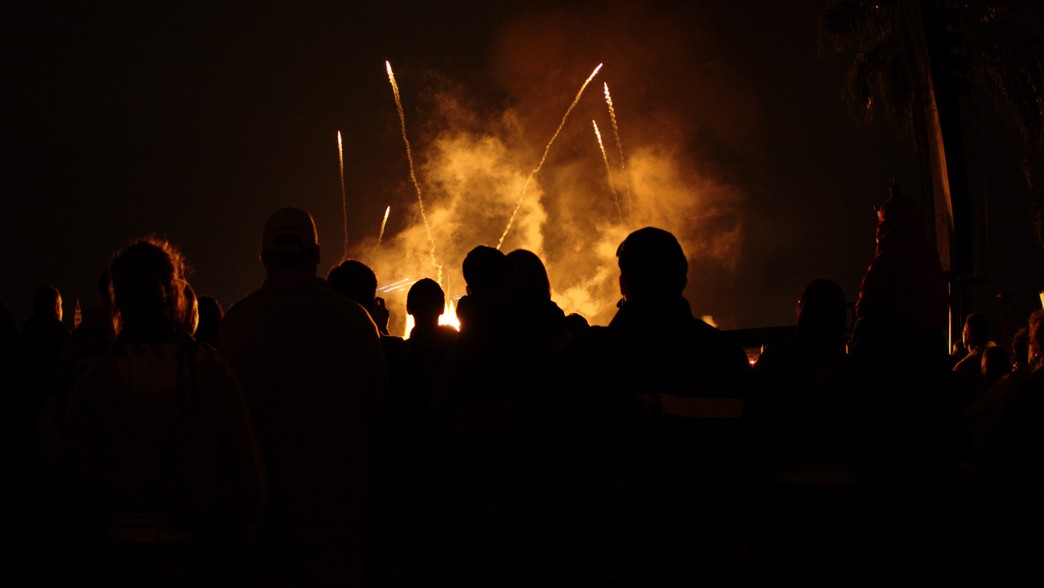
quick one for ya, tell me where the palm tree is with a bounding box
[822,0,1044,338]
[819,0,1044,330]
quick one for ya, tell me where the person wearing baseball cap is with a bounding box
[220,207,387,585]
[259,207,320,273]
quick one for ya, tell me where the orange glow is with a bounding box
[403,313,413,338]
[439,298,461,331]
[357,58,746,335]
[386,60,443,284]
[402,296,460,339]
[593,120,622,222]
[498,62,605,249]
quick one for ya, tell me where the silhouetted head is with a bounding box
[962,313,990,352]
[616,227,688,301]
[260,207,320,276]
[506,249,552,302]
[96,271,112,307]
[1029,310,1044,372]
[195,296,222,345]
[462,245,508,295]
[109,237,188,341]
[876,181,927,239]
[327,260,378,311]
[796,279,847,338]
[407,278,445,324]
[981,346,1009,386]
[1010,327,1029,370]
[33,285,62,321]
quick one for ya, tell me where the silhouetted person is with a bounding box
[72,271,115,346]
[436,245,513,418]
[986,310,1044,585]
[37,273,116,568]
[461,245,508,298]
[63,237,264,586]
[565,227,751,585]
[327,259,390,335]
[45,272,115,465]
[848,181,963,584]
[1,297,32,577]
[19,285,69,417]
[434,244,569,585]
[747,279,859,584]
[194,296,222,348]
[981,345,1009,391]
[505,248,589,353]
[326,259,404,396]
[14,284,70,543]
[751,279,852,464]
[851,180,949,354]
[405,278,458,388]
[219,208,387,587]
[359,278,459,586]
[967,326,1031,456]
[954,313,991,405]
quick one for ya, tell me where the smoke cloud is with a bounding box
[347,3,754,335]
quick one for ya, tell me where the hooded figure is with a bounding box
[852,181,949,347]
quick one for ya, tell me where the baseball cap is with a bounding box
[261,207,318,253]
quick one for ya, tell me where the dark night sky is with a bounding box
[6,1,1043,335]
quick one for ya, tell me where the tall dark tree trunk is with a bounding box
[899,0,976,343]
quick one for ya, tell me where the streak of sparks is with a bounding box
[604,82,630,220]
[377,205,391,246]
[378,277,412,294]
[337,131,348,261]
[498,62,604,249]
[593,120,622,223]
[386,61,443,284]
[603,83,625,171]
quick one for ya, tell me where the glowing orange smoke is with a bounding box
[386,60,443,285]
[603,83,625,170]
[592,120,622,222]
[498,62,604,249]
[358,56,747,335]
[603,82,630,219]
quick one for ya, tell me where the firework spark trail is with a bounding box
[372,205,391,261]
[377,205,391,247]
[603,82,630,220]
[378,277,412,294]
[386,61,443,284]
[337,131,349,261]
[497,63,604,249]
[592,120,622,223]
[603,83,625,170]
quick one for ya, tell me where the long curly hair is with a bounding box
[109,236,191,341]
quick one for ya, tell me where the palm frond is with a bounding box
[818,0,897,56]
[967,21,1044,159]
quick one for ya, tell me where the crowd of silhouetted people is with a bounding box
[2,193,1043,586]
